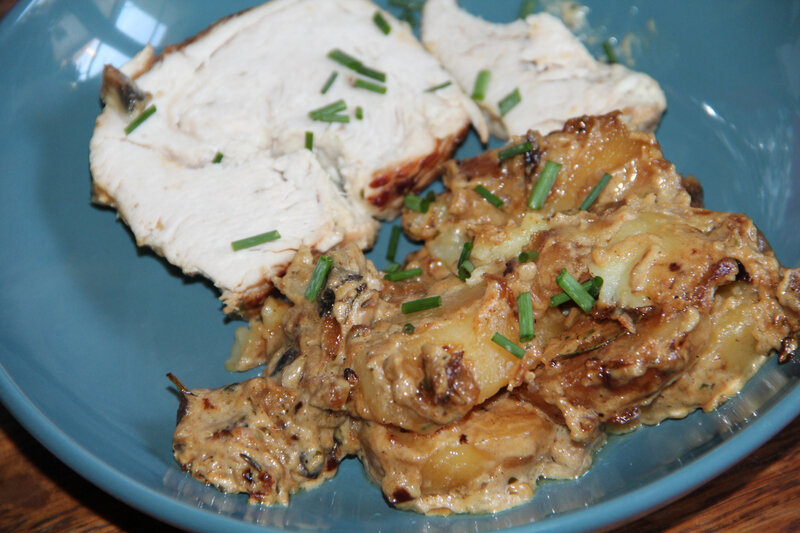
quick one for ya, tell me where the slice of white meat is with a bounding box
[421,0,666,138]
[91,144,372,311]
[90,0,485,313]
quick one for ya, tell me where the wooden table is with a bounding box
[1,1,799,531]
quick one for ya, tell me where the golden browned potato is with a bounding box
[358,392,600,514]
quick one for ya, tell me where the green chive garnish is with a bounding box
[603,39,618,64]
[384,262,401,274]
[309,99,350,123]
[309,99,346,117]
[231,230,281,251]
[519,0,537,18]
[384,267,422,282]
[425,81,452,93]
[327,49,386,83]
[124,104,156,135]
[401,296,442,314]
[553,269,597,313]
[471,70,491,101]
[386,225,402,263]
[304,255,334,302]
[457,241,474,281]
[498,88,521,116]
[458,259,475,280]
[402,323,415,334]
[212,152,223,164]
[354,78,387,94]
[321,71,338,94]
[497,141,533,161]
[404,193,430,213]
[550,277,603,307]
[311,113,349,123]
[474,185,504,208]
[425,190,436,203]
[305,131,313,150]
[518,250,539,263]
[528,160,562,209]
[491,332,526,359]
[579,173,612,210]
[373,11,391,34]
[517,292,535,342]
[355,106,364,120]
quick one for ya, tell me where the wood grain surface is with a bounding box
[1,1,799,532]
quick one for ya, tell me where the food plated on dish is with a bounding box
[0,0,798,532]
[88,0,800,516]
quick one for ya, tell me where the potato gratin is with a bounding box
[171,113,800,514]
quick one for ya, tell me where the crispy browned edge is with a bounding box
[366,124,470,218]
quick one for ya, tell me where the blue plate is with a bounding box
[0,1,798,532]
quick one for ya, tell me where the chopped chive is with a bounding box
[327,49,386,83]
[554,269,597,313]
[321,71,338,94]
[304,255,334,302]
[231,229,281,251]
[310,113,350,123]
[457,241,474,281]
[212,152,223,164]
[457,240,473,266]
[384,262,401,274]
[491,332,526,359]
[588,276,603,298]
[308,100,349,122]
[425,81,452,93]
[528,160,562,209]
[401,295,442,314]
[315,100,346,114]
[603,39,618,64]
[355,106,364,120]
[354,78,387,94]
[373,11,391,34]
[124,104,156,135]
[384,267,423,282]
[458,259,475,281]
[474,185,504,208]
[497,141,533,161]
[309,99,347,118]
[517,292,535,342]
[402,323,415,334]
[550,276,603,307]
[498,88,521,116]
[425,190,436,203]
[579,173,612,210]
[471,70,491,101]
[518,250,539,263]
[519,0,537,18]
[404,193,430,213]
[386,225,402,262]
[305,131,313,150]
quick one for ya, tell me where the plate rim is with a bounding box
[1,0,799,531]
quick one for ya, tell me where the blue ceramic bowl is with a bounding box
[0,1,798,532]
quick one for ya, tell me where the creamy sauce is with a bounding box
[173,113,800,514]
